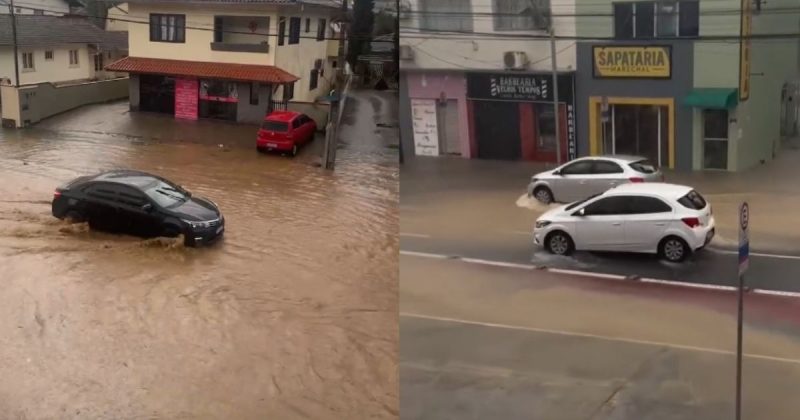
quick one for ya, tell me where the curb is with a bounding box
[400,250,800,299]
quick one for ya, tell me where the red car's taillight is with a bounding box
[629,177,644,183]
[682,217,701,228]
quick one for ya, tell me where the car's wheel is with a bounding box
[256,146,264,153]
[290,144,298,157]
[533,186,554,204]
[659,236,690,263]
[64,210,85,223]
[545,231,574,256]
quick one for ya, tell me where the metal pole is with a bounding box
[9,0,20,87]
[324,0,348,170]
[550,27,561,165]
[735,273,744,420]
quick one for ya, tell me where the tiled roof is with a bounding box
[105,56,300,84]
[0,15,128,49]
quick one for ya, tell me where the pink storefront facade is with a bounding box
[405,71,472,158]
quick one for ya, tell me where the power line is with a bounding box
[401,5,800,18]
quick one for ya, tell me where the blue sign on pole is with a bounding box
[738,202,749,275]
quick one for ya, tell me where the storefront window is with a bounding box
[703,109,729,170]
[536,105,556,151]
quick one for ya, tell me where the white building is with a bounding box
[107,0,342,125]
[399,0,578,162]
[0,0,70,15]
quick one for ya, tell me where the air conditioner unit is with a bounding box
[503,51,529,70]
[399,45,414,61]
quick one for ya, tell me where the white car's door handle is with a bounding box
[655,223,666,226]
[612,222,622,226]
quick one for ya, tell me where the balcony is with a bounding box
[212,16,272,54]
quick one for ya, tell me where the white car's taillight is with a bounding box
[682,217,702,228]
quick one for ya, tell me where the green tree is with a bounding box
[347,0,375,68]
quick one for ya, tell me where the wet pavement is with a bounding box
[400,254,800,420]
[400,156,800,292]
[0,90,398,418]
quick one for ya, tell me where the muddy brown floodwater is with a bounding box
[0,90,398,419]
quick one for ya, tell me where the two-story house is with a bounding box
[399,0,578,162]
[106,0,341,126]
[575,0,800,171]
[0,0,70,15]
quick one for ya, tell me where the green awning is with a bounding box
[683,88,739,109]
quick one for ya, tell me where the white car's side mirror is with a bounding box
[574,208,585,217]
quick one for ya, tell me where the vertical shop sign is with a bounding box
[175,78,198,120]
[739,0,752,101]
[411,99,439,156]
[567,103,576,160]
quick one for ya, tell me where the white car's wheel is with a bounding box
[546,231,574,256]
[533,186,554,204]
[659,236,690,263]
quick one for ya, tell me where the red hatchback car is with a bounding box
[256,111,317,157]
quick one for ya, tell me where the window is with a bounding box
[629,196,672,214]
[309,69,319,90]
[592,160,624,174]
[560,160,593,175]
[678,190,707,210]
[305,18,311,33]
[94,53,104,71]
[149,14,186,43]
[317,18,326,40]
[33,9,43,15]
[703,109,728,169]
[69,49,79,66]
[332,59,337,68]
[289,17,301,44]
[85,184,118,202]
[278,17,286,45]
[613,1,698,39]
[292,118,302,129]
[21,52,34,70]
[536,105,556,151]
[45,50,53,60]
[283,83,294,100]
[117,187,147,207]
[261,120,288,132]
[583,196,630,216]
[213,17,223,42]
[419,0,472,32]
[629,159,658,174]
[250,83,259,105]
[493,0,550,31]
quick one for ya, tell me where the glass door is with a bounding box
[703,109,729,169]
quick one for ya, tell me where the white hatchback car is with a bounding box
[533,183,715,262]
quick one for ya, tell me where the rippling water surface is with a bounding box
[0,91,398,418]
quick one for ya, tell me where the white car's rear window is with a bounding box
[629,160,658,174]
[678,190,707,210]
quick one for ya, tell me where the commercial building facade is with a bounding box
[399,0,577,163]
[575,0,800,171]
[107,0,340,126]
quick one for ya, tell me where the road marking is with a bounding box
[708,247,800,261]
[509,230,532,236]
[400,312,800,366]
[400,232,432,238]
[400,249,800,298]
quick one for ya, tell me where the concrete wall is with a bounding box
[128,74,140,110]
[0,0,69,15]
[287,101,331,129]
[400,0,576,72]
[236,82,275,124]
[0,45,93,86]
[405,71,471,157]
[575,41,695,171]
[2,78,129,128]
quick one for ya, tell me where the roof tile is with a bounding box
[105,56,300,84]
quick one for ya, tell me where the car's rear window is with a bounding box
[678,190,707,210]
[261,121,289,132]
[629,159,658,174]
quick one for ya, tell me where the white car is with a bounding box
[533,183,715,262]
[527,155,664,204]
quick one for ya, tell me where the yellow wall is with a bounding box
[588,96,676,169]
[274,16,334,103]
[17,45,92,85]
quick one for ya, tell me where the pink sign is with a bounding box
[175,78,198,120]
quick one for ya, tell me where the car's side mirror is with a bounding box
[573,208,586,217]
[142,203,153,212]
[552,170,561,176]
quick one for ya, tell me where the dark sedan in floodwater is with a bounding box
[52,170,224,246]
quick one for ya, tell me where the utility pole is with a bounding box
[549,26,561,165]
[9,0,20,87]
[323,0,348,170]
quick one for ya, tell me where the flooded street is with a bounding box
[0,90,398,418]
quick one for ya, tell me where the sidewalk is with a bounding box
[401,152,800,254]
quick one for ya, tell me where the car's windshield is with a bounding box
[261,120,288,132]
[565,193,601,211]
[144,181,189,208]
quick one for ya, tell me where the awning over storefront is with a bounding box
[106,56,299,84]
[683,88,739,109]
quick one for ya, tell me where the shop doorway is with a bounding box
[437,99,461,155]
[600,104,668,167]
[473,100,521,160]
[139,75,175,115]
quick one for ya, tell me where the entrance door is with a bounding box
[611,104,667,166]
[438,99,461,155]
[139,75,175,114]
[473,100,521,160]
[702,109,729,169]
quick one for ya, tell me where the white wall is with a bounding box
[0,0,69,15]
[274,14,334,103]
[399,0,577,72]
[0,45,92,85]
[107,2,129,31]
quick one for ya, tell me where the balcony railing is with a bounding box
[210,42,270,53]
